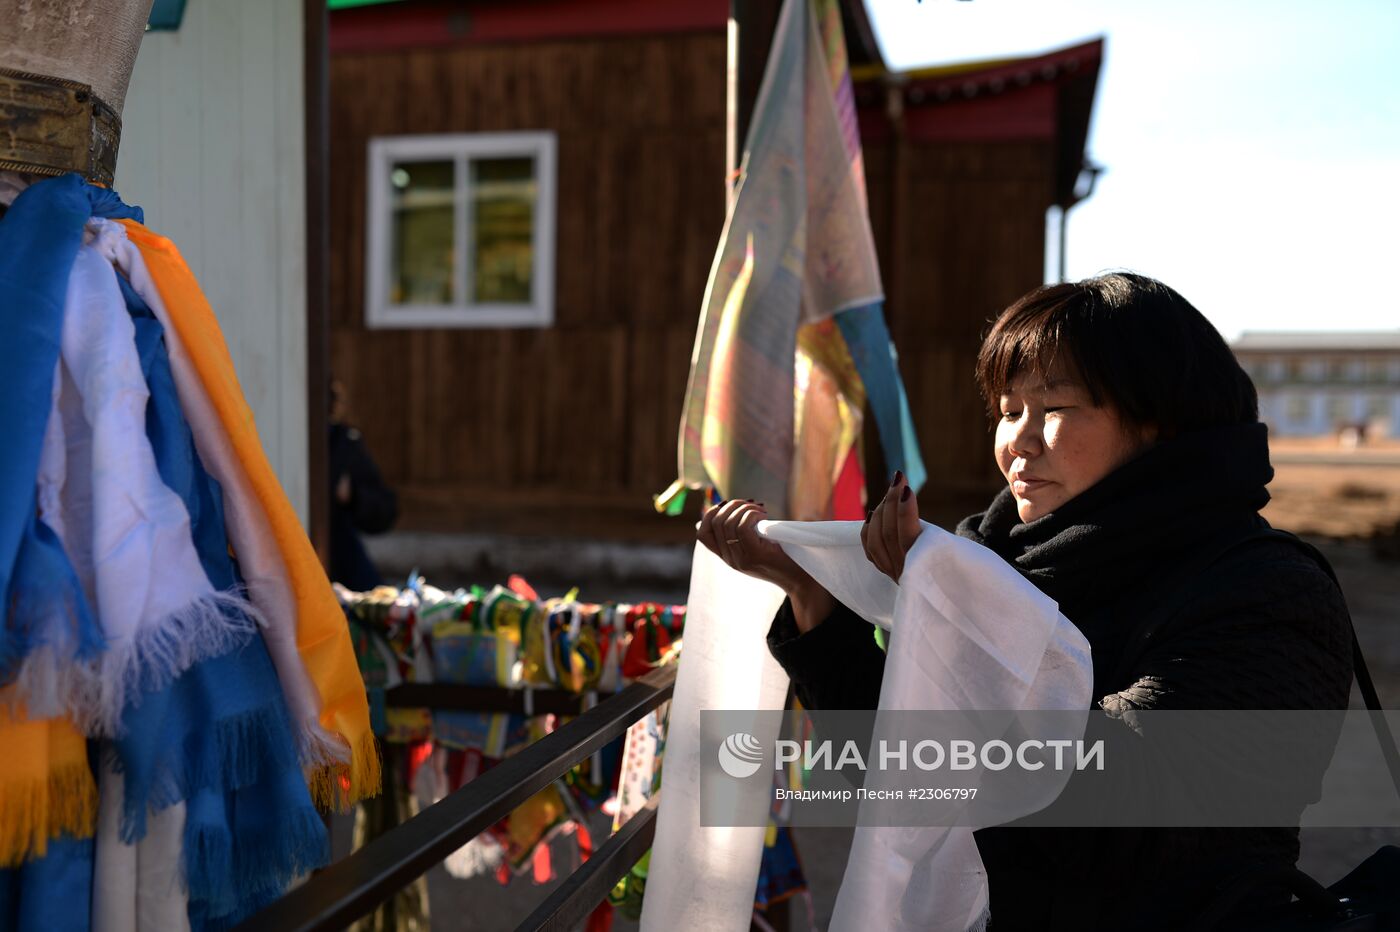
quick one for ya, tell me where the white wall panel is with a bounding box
[116,0,309,524]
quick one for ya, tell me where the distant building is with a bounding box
[1232,332,1400,438]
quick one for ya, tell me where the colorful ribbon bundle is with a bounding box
[341,577,810,931]
[339,579,685,883]
[0,174,378,931]
[340,580,683,703]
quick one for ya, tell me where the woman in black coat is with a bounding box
[328,379,399,592]
[699,273,1354,931]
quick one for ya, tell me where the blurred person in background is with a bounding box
[330,377,398,591]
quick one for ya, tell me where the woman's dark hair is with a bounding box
[975,272,1258,435]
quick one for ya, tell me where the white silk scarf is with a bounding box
[642,520,1092,932]
[93,762,191,932]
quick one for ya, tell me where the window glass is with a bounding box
[390,159,456,306]
[369,133,555,329]
[471,156,535,304]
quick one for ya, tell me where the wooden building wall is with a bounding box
[329,32,1075,540]
[329,33,728,541]
[863,140,1054,525]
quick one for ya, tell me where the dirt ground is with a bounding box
[1264,439,1400,542]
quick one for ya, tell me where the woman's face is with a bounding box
[994,363,1154,522]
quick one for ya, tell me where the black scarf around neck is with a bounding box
[955,422,1273,631]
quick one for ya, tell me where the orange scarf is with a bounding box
[0,705,97,867]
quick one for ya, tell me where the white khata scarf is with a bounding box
[18,221,257,735]
[642,520,1093,932]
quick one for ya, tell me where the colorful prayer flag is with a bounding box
[667,0,924,520]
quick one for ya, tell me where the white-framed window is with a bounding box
[366,132,557,329]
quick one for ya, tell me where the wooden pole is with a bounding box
[304,0,330,564]
[728,0,782,204]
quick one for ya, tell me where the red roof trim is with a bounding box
[853,39,1102,111]
[330,0,728,54]
[854,39,1103,150]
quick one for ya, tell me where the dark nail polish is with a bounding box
[901,486,912,502]
[892,470,904,485]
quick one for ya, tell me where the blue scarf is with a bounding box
[0,835,93,932]
[0,176,140,932]
[112,272,327,928]
[0,176,327,928]
[184,768,330,930]
[0,175,141,688]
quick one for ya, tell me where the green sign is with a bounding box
[327,0,405,9]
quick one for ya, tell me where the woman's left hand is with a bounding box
[862,471,922,583]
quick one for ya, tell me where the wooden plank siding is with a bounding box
[329,33,728,541]
[861,137,1054,526]
[330,34,1059,539]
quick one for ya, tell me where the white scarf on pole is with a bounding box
[93,761,191,932]
[642,520,1092,932]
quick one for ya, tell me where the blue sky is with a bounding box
[864,0,1400,340]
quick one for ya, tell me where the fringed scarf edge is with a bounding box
[0,734,97,867]
[13,590,261,739]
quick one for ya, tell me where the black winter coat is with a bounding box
[767,423,1354,931]
[329,422,398,592]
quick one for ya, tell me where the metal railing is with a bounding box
[233,664,677,932]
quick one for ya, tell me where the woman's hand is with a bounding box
[697,499,797,588]
[862,471,922,583]
[697,499,835,632]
